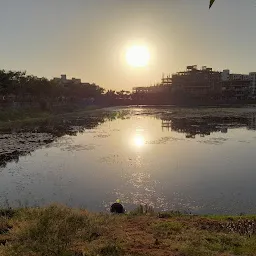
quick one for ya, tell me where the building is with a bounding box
[221,70,250,100]
[248,113,256,130]
[249,72,256,98]
[132,66,256,101]
[161,74,172,86]
[171,65,221,97]
[221,70,251,82]
[132,85,169,94]
[53,74,82,86]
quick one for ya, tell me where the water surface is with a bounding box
[1,107,256,214]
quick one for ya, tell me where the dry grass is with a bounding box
[0,205,256,256]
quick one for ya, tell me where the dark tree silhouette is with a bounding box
[0,69,105,104]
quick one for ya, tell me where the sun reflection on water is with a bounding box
[133,134,145,147]
[132,127,146,148]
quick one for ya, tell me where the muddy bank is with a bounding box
[0,133,55,167]
[0,110,116,167]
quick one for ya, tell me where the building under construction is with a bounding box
[171,65,221,97]
[132,65,256,101]
[132,84,169,94]
[161,74,172,86]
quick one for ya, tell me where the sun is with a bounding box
[126,45,150,67]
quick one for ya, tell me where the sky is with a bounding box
[0,0,256,91]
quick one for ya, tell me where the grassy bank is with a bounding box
[0,205,255,256]
[0,105,101,128]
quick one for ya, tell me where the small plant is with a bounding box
[0,217,11,235]
[0,209,16,218]
[130,204,155,215]
[158,211,183,218]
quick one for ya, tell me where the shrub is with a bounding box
[0,217,10,235]
[5,205,99,256]
[130,205,154,216]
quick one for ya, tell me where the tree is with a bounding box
[0,68,105,103]
[0,70,26,96]
[209,0,215,9]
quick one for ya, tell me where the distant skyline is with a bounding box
[0,0,256,90]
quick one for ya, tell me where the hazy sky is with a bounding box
[0,0,256,90]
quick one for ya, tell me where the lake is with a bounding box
[1,106,256,214]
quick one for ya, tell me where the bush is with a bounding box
[0,217,10,235]
[39,99,49,111]
[5,205,100,256]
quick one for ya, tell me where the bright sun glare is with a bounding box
[126,45,150,67]
[134,134,145,147]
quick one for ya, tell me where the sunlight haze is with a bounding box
[0,0,255,90]
[126,45,150,67]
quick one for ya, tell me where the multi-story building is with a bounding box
[133,66,256,101]
[171,65,221,97]
[161,74,172,86]
[53,74,82,86]
[249,72,256,98]
[132,85,169,94]
[221,70,250,100]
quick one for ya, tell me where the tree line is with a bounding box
[0,70,105,103]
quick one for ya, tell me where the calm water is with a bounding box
[1,107,256,214]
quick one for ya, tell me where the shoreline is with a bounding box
[1,105,256,168]
[0,105,103,128]
[1,103,256,127]
[0,204,255,255]
[0,106,110,167]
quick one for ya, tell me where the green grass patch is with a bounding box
[152,221,183,238]
[1,205,256,256]
[0,105,101,129]
[0,108,50,122]
[2,205,109,256]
